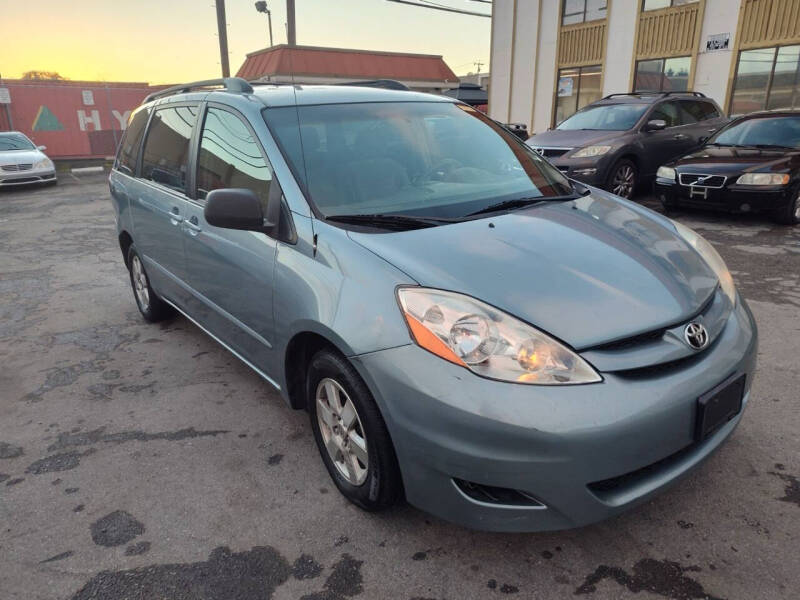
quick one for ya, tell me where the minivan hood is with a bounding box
[0,149,45,166]
[348,193,718,350]
[669,145,799,175]
[526,128,623,150]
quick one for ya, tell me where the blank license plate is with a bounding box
[695,374,745,441]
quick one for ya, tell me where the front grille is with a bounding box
[678,173,727,188]
[531,147,572,159]
[453,478,545,507]
[1,163,33,172]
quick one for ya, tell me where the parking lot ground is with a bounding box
[1,174,799,600]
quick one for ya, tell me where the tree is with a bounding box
[21,71,67,81]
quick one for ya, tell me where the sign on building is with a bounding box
[82,90,95,105]
[0,87,11,104]
[557,77,574,97]
[705,33,730,52]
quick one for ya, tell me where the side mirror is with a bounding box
[644,119,667,132]
[204,188,275,233]
[37,145,47,151]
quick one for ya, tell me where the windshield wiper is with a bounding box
[748,143,798,150]
[325,213,458,230]
[466,194,578,217]
[707,142,735,147]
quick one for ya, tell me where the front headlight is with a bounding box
[572,145,611,158]
[656,166,676,180]
[672,221,736,305]
[397,287,601,385]
[34,158,53,170]
[736,173,789,186]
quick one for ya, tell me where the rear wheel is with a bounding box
[127,245,174,322]
[307,348,402,511]
[773,186,800,225]
[607,159,638,199]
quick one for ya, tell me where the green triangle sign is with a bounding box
[32,105,64,131]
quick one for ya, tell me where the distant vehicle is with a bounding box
[527,92,728,199]
[109,78,756,532]
[0,131,57,187]
[655,110,800,225]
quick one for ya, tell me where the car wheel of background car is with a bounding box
[660,196,678,215]
[607,159,638,199]
[773,186,800,225]
[307,348,402,511]
[126,245,175,322]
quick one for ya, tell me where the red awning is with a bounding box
[236,45,457,83]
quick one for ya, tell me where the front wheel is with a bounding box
[307,349,402,511]
[773,187,800,225]
[607,159,638,199]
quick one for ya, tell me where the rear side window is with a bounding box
[140,105,198,193]
[116,107,149,176]
[196,107,272,210]
[683,100,720,122]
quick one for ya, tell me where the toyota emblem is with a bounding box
[684,322,709,350]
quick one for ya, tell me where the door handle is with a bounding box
[673,133,688,140]
[184,215,202,236]
[169,207,183,225]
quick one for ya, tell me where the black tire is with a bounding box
[660,196,678,215]
[126,244,175,322]
[772,186,800,225]
[606,159,638,199]
[307,348,402,511]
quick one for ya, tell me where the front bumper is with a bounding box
[0,168,57,187]
[352,298,757,532]
[655,177,792,213]
[547,154,615,186]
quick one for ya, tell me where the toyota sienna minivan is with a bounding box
[109,78,757,532]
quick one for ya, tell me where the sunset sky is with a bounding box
[0,0,491,83]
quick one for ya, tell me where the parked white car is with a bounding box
[0,131,57,187]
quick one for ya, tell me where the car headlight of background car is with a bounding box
[34,158,54,170]
[397,287,601,385]
[571,145,612,158]
[656,166,676,180]
[736,173,789,186]
[672,220,736,305]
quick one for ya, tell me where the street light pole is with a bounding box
[216,0,230,78]
[255,1,274,46]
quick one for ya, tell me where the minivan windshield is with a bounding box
[0,133,35,151]
[264,101,573,219]
[557,104,648,131]
[710,116,800,149]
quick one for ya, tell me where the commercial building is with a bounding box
[0,79,164,159]
[237,44,459,93]
[490,0,800,133]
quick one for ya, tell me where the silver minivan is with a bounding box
[109,78,757,532]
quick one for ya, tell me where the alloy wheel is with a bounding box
[315,377,368,486]
[131,255,150,311]
[611,165,635,198]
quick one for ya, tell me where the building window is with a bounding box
[642,0,698,10]
[562,0,607,26]
[634,56,690,92]
[730,45,800,115]
[555,65,602,125]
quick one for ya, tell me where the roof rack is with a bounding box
[336,79,409,91]
[602,91,706,100]
[144,77,254,103]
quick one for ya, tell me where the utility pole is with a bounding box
[255,1,274,46]
[216,0,230,78]
[474,60,484,73]
[286,0,296,46]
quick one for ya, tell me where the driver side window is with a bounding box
[649,101,680,128]
[196,107,272,213]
